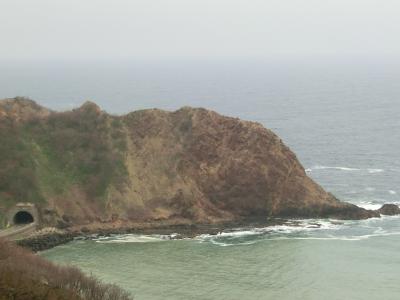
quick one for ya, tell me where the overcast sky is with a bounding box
[1,0,400,63]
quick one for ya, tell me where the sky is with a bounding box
[1,0,400,64]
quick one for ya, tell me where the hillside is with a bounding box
[0,238,131,299]
[0,97,378,229]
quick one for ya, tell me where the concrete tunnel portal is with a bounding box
[7,203,39,227]
[13,211,34,225]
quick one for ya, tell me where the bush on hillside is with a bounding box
[0,238,132,300]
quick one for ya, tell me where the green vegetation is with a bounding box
[0,116,45,206]
[0,100,128,220]
[29,106,128,198]
[0,238,132,299]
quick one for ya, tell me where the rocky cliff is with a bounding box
[0,98,378,229]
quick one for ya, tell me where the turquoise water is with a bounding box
[42,217,400,300]
[3,60,400,299]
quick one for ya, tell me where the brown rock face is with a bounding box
[118,106,378,221]
[0,98,379,227]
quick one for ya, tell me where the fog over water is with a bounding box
[1,0,400,62]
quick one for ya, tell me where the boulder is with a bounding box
[377,204,400,216]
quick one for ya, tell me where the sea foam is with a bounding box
[368,169,384,174]
[94,234,175,243]
[308,165,385,174]
[312,165,360,171]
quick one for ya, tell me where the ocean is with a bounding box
[3,60,400,299]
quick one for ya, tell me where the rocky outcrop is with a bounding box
[377,204,400,216]
[0,98,380,228]
[0,97,51,121]
[17,233,74,252]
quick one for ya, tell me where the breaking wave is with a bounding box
[91,217,400,247]
[368,169,384,174]
[194,216,400,246]
[356,201,382,210]
[307,165,385,174]
[94,233,178,243]
[311,165,360,171]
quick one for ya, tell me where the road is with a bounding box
[0,223,37,240]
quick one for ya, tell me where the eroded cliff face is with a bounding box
[0,98,378,228]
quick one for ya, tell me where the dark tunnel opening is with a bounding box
[13,211,34,225]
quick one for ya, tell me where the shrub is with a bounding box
[0,238,132,300]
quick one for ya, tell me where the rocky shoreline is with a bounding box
[17,217,288,252]
[17,233,76,252]
[17,205,400,252]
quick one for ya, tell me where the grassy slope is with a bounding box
[0,101,128,227]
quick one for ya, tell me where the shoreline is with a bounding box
[17,217,289,252]
[15,203,400,252]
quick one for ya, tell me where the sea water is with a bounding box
[2,60,400,299]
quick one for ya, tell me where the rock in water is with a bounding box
[378,204,400,216]
[0,98,379,228]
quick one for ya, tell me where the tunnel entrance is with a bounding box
[13,211,34,225]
